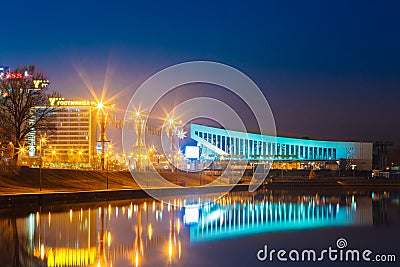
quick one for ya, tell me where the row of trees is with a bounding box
[0,65,58,162]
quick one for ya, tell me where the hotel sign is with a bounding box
[33,79,49,89]
[49,97,95,106]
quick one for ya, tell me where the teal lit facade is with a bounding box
[190,124,373,170]
[189,201,363,243]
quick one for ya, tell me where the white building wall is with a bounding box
[190,124,373,170]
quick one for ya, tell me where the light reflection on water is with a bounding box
[0,188,399,267]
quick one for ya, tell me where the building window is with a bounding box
[333,148,336,159]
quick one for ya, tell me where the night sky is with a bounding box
[2,0,400,147]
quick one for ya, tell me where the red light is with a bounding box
[6,73,23,79]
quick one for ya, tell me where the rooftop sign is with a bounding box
[49,97,95,107]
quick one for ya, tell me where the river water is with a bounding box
[0,187,399,267]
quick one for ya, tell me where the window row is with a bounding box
[194,131,337,160]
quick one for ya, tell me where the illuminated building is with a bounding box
[0,65,10,78]
[29,97,97,167]
[190,124,373,170]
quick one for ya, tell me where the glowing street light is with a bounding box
[164,116,183,173]
[132,109,149,171]
[96,101,111,171]
[39,135,47,191]
[96,101,104,109]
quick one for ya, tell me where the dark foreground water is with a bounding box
[0,187,399,267]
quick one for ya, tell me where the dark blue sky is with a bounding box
[1,0,400,146]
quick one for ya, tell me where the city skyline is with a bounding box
[1,0,399,147]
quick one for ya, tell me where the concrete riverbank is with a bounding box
[1,167,399,208]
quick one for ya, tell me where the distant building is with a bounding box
[372,142,393,170]
[190,124,373,170]
[29,97,98,167]
[0,65,10,78]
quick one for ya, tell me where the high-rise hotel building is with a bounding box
[29,97,97,167]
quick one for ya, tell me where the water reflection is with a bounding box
[0,189,398,267]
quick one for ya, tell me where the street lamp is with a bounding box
[132,110,149,171]
[351,164,357,178]
[39,135,47,191]
[106,143,113,189]
[165,117,182,173]
[96,101,110,171]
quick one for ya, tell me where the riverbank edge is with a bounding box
[1,179,400,207]
[0,184,253,207]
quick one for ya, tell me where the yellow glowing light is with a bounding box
[128,207,133,219]
[96,102,104,109]
[48,212,51,227]
[148,224,153,240]
[108,232,111,247]
[69,209,73,222]
[168,240,173,262]
[135,250,139,267]
[40,244,45,260]
[40,247,96,267]
[178,240,182,259]
[176,219,181,234]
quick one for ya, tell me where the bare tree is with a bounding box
[0,65,58,161]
